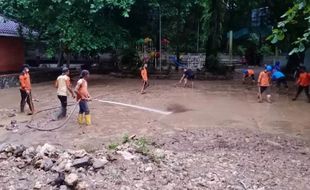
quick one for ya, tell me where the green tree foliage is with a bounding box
[268,0,310,55]
[200,0,225,55]
[0,0,135,57]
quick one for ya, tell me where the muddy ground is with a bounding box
[0,74,309,189]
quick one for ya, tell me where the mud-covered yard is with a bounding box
[0,75,309,189]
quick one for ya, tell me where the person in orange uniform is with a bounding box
[55,67,75,119]
[292,66,310,102]
[19,65,35,114]
[75,70,91,125]
[242,69,255,84]
[257,66,272,103]
[140,64,149,94]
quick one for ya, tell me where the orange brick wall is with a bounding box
[0,36,24,73]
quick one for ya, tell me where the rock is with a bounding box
[120,186,131,190]
[92,157,108,169]
[65,162,72,172]
[65,173,79,186]
[33,181,42,189]
[7,113,16,117]
[0,143,9,153]
[4,144,15,153]
[77,167,86,173]
[72,156,91,168]
[0,124,5,128]
[14,145,26,157]
[266,140,283,148]
[42,158,54,171]
[10,120,17,125]
[70,149,87,158]
[0,153,8,159]
[22,147,36,159]
[154,149,165,159]
[145,166,153,172]
[37,143,56,157]
[59,185,68,190]
[59,152,71,160]
[106,153,117,162]
[76,181,89,190]
[117,151,136,160]
[34,159,43,169]
[48,172,65,186]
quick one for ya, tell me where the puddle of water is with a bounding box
[167,104,190,113]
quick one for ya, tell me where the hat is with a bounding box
[266,65,273,72]
[21,64,30,72]
[242,69,248,74]
[80,70,90,78]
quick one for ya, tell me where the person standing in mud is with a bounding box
[292,66,310,102]
[257,66,272,103]
[75,70,91,126]
[179,68,195,88]
[271,69,288,92]
[140,64,149,94]
[19,65,35,115]
[55,67,75,119]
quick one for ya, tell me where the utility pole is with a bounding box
[159,6,162,72]
[228,0,235,65]
[197,21,200,53]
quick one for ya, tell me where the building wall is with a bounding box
[0,36,24,73]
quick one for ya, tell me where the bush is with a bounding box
[206,55,229,75]
[118,48,141,74]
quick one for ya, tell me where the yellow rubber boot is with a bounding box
[85,114,91,126]
[78,114,84,125]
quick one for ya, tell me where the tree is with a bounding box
[200,0,226,56]
[0,0,135,67]
[268,0,310,55]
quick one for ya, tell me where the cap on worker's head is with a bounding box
[275,61,280,66]
[62,67,69,73]
[266,65,273,72]
[21,64,30,72]
[80,70,90,78]
[144,64,148,68]
[242,69,248,74]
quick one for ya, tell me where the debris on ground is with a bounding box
[0,128,309,189]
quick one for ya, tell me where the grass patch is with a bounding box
[107,142,120,150]
[134,137,150,155]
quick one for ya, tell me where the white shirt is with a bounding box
[57,75,70,96]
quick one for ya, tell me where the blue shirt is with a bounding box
[184,69,194,77]
[272,71,285,80]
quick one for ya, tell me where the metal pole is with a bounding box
[229,30,233,65]
[159,6,162,72]
[197,21,200,53]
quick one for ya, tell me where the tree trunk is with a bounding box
[66,52,71,68]
[57,50,64,67]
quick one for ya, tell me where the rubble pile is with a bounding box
[0,128,309,189]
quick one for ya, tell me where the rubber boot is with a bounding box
[85,114,91,126]
[267,95,272,103]
[78,114,84,125]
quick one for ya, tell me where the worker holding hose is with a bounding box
[55,67,75,119]
[75,70,91,126]
[19,65,35,115]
